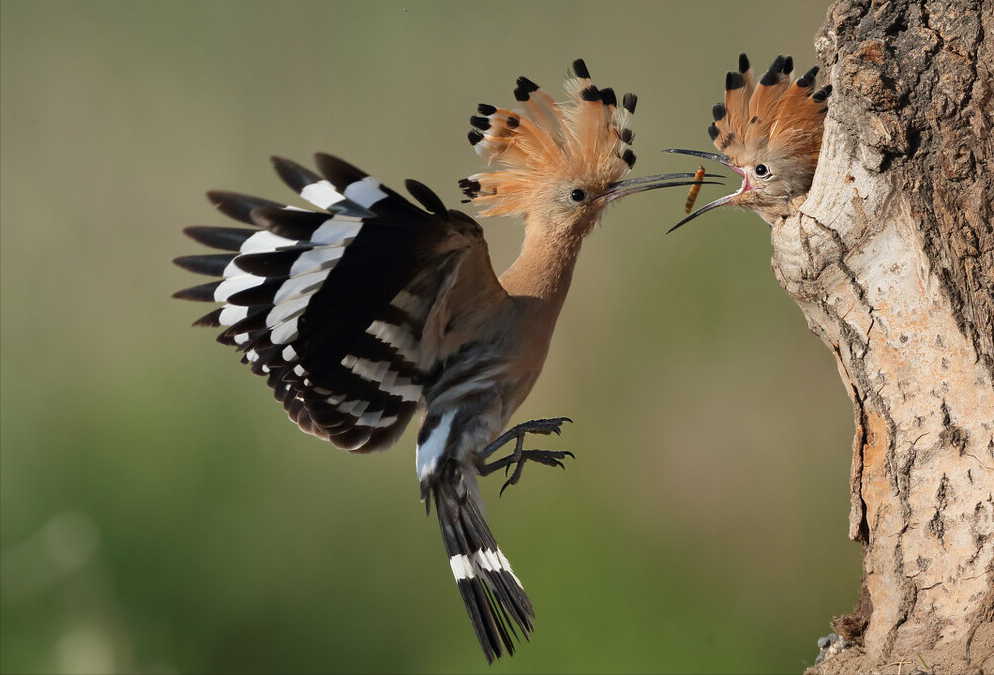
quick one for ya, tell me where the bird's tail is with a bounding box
[432,466,534,663]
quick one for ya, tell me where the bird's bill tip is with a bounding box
[661,149,745,178]
[666,192,741,233]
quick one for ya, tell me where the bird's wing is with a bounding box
[174,153,507,453]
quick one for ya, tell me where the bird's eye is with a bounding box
[569,188,587,202]
[754,164,770,178]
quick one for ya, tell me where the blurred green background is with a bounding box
[1,1,859,673]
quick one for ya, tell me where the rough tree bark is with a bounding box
[769,0,993,672]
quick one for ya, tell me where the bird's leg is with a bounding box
[478,417,574,495]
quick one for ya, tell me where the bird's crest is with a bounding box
[710,53,830,173]
[663,53,831,232]
[459,59,637,218]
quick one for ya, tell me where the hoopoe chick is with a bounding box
[173,59,705,664]
[665,53,832,231]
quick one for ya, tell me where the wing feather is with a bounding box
[175,154,507,453]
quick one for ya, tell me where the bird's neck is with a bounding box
[486,221,589,418]
[500,223,585,315]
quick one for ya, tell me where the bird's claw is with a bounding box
[498,449,576,496]
[480,417,572,462]
[478,416,575,494]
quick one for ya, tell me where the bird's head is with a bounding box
[665,53,831,231]
[459,59,712,240]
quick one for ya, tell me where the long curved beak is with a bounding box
[661,149,747,233]
[666,193,741,233]
[598,172,723,203]
[661,149,743,175]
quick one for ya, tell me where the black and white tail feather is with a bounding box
[434,460,533,662]
[174,153,533,662]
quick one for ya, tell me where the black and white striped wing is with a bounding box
[174,153,498,453]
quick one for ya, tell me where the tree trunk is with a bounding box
[771,0,994,672]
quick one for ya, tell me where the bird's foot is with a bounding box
[478,417,574,495]
[479,417,572,459]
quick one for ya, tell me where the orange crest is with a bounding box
[710,54,830,172]
[458,59,637,218]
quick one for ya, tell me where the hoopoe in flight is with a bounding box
[664,53,831,231]
[173,59,715,662]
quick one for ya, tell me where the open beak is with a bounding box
[598,171,723,203]
[661,149,748,233]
